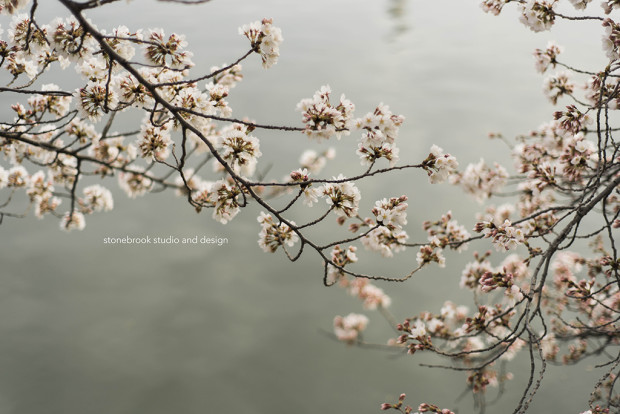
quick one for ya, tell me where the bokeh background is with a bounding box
[0,1,608,413]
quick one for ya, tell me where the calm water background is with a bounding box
[0,1,608,413]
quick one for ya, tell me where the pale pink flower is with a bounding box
[60,211,86,231]
[239,18,283,69]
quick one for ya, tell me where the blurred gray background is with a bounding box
[0,1,606,413]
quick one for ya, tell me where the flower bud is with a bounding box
[348,223,360,233]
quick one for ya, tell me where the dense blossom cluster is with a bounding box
[1,1,619,414]
[422,211,471,253]
[333,313,369,344]
[257,211,298,253]
[422,145,458,184]
[359,196,410,258]
[326,244,359,284]
[238,18,282,69]
[320,175,362,218]
[474,218,529,251]
[519,0,557,32]
[0,3,285,230]
[341,275,392,310]
[296,85,355,140]
[374,1,619,412]
[216,126,261,177]
[355,104,405,167]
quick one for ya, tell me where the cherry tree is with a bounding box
[0,1,618,413]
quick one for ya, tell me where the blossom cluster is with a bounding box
[355,104,405,167]
[381,393,455,414]
[602,0,620,13]
[453,159,509,202]
[319,174,361,218]
[414,211,472,268]
[326,245,359,284]
[0,4,292,231]
[519,0,556,32]
[343,277,392,310]
[257,212,299,253]
[422,145,458,184]
[359,196,410,258]
[239,18,282,69]
[325,245,392,309]
[333,313,369,344]
[363,2,620,410]
[474,218,529,251]
[296,85,355,140]
[533,41,562,74]
[215,125,262,177]
[480,0,508,16]
[543,71,575,104]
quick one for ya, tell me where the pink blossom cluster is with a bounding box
[325,246,391,308]
[355,196,411,258]
[320,174,362,218]
[519,0,557,32]
[480,0,508,16]
[257,212,299,253]
[0,7,293,231]
[355,104,405,167]
[344,277,392,310]
[394,301,469,355]
[543,71,575,104]
[422,211,471,252]
[326,245,359,284]
[602,18,620,60]
[533,41,563,74]
[452,159,508,202]
[238,18,282,69]
[474,219,529,251]
[380,393,455,414]
[333,313,369,344]
[422,145,458,184]
[296,85,355,140]
[602,0,620,13]
[345,1,620,412]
